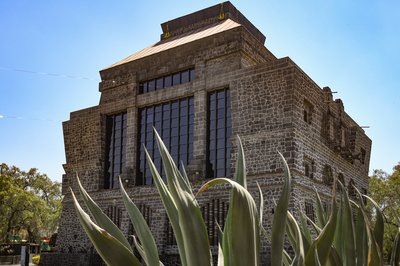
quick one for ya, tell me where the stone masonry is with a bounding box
[42,2,371,265]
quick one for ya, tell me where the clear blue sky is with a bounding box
[0,1,399,182]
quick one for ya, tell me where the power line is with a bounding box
[0,66,98,81]
[0,114,62,123]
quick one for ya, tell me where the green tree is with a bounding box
[0,164,62,243]
[369,162,400,261]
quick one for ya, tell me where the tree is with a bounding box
[369,162,400,261]
[0,164,62,243]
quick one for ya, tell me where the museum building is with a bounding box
[45,2,372,265]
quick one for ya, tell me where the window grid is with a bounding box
[105,206,122,228]
[137,97,194,185]
[207,88,232,178]
[305,201,315,223]
[139,68,195,94]
[105,113,127,189]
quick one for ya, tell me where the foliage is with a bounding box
[0,164,62,243]
[71,131,400,265]
[369,163,400,262]
[32,255,40,265]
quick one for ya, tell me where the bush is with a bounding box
[72,132,400,265]
[32,255,40,265]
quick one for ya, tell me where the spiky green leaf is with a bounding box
[198,177,260,266]
[118,177,160,266]
[70,189,140,266]
[271,152,291,266]
[154,130,211,266]
[75,175,132,252]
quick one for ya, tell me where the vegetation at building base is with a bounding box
[71,131,400,265]
[368,164,400,263]
[0,164,62,244]
[32,254,40,265]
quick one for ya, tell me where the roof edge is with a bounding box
[160,1,265,44]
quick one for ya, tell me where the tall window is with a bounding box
[105,113,127,189]
[305,200,315,223]
[207,88,232,178]
[137,97,194,185]
[303,99,313,124]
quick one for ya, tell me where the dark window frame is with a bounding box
[207,88,232,179]
[104,112,127,189]
[305,200,315,223]
[138,68,195,94]
[136,97,194,185]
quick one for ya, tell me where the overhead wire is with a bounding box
[0,66,98,81]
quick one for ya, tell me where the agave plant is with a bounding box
[71,130,400,265]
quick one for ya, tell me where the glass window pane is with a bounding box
[156,77,164,90]
[181,70,189,83]
[189,69,195,81]
[148,80,155,92]
[137,97,193,185]
[172,73,180,85]
[164,75,172,88]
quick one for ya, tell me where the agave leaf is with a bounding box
[363,194,384,259]
[352,201,368,266]
[314,187,327,228]
[154,131,211,266]
[180,161,192,192]
[335,180,356,266]
[354,187,382,266]
[70,189,140,266]
[390,228,400,266]
[286,210,304,265]
[333,193,343,261]
[302,211,323,234]
[305,180,338,266]
[144,148,188,266]
[283,249,293,266]
[118,177,160,266]
[328,246,343,266]
[131,235,146,262]
[75,175,132,252]
[271,152,291,266]
[153,129,192,197]
[299,210,312,254]
[234,136,246,188]
[257,182,266,235]
[217,243,224,266]
[314,249,322,266]
[198,177,260,266]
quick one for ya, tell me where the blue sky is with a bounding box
[0,0,399,182]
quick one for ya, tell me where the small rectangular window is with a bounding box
[360,148,366,164]
[305,201,315,223]
[139,68,195,94]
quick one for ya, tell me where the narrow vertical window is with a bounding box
[305,200,315,223]
[207,88,231,178]
[303,99,313,124]
[360,148,366,164]
[105,112,127,189]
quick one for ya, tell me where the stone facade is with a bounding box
[43,2,371,265]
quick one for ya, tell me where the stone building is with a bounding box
[46,2,371,265]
